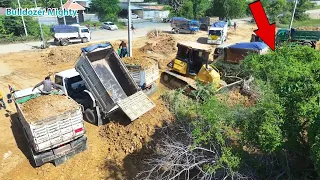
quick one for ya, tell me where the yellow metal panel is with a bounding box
[197,65,221,88]
[209,35,218,40]
[172,59,188,75]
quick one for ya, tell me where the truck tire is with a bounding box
[60,39,69,46]
[303,42,312,48]
[54,39,60,46]
[82,37,88,43]
[84,108,97,125]
[172,29,179,34]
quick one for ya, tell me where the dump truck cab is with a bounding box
[250,32,263,43]
[54,69,93,111]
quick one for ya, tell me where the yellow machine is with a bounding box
[160,41,226,91]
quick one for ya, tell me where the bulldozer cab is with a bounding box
[172,42,211,76]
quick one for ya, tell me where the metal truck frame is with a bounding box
[171,17,200,34]
[13,88,87,167]
[276,28,320,49]
[207,21,228,45]
[74,43,155,125]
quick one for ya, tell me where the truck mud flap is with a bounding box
[117,91,155,121]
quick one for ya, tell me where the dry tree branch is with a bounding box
[135,123,249,180]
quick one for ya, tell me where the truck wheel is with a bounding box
[60,39,69,46]
[303,42,312,48]
[84,108,97,125]
[82,37,88,43]
[54,39,60,46]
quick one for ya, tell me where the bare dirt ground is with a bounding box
[0,23,264,180]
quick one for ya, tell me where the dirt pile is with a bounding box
[146,29,163,39]
[43,48,80,65]
[141,32,177,54]
[216,88,252,107]
[99,99,173,162]
[296,27,320,31]
[21,94,79,123]
[122,56,157,68]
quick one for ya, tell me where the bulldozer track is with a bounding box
[160,71,198,92]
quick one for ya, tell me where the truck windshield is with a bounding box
[209,30,221,36]
[176,45,189,61]
[190,22,199,27]
[81,29,89,33]
[65,76,86,95]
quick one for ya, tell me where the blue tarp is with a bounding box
[211,21,227,28]
[229,42,268,50]
[171,17,188,21]
[51,25,79,33]
[81,43,112,53]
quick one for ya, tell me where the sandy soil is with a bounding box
[21,95,79,123]
[0,23,259,180]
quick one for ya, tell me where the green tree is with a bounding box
[40,0,67,8]
[90,0,120,21]
[242,45,320,177]
[179,0,193,19]
[191,0,210,19]
[207,0,247,19]
[266,0,287,22]
[287,0,313,20]
[0,0,11,7]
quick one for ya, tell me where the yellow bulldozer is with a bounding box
[160,41,227,92]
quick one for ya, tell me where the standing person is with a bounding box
[32,76,62,94]
[131,24,136,34]
[119,40,128,58]
[93,22,97,30]
[234,22,237,31]
[0,89,6,110]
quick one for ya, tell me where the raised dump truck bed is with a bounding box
[75,43,155,122]
[13,88,87,167]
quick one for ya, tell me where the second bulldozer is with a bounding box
[160,41,226,92]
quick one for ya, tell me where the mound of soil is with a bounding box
[99,99,173,161]
[21,95,79,123]
[141,32,177,54]
[146,29,163,39]
[44,48,80,65]
[122,56,157,68]
[296,27,320,31]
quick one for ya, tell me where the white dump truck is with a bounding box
[13,88,87,167]
[125,61,159,96]
[207,21,228,45]
[51,25,91,46]
[53,43,156,126]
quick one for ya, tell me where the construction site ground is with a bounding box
[0,23,319,180]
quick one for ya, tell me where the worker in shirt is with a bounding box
[0,90,6,110]
[32,76,62,94]
[119,40,128,58]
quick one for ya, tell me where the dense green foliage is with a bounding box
[159,46,320,179]
[167,0,209,19]
[207,0,247,19]
[0,15,52,44]
[90,0,120,21]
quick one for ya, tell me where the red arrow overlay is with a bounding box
[249,0,276,51]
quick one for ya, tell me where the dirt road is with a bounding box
[0,23,265,180]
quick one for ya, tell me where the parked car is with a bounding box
[131,13,140,19]
[102,22,118,30]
